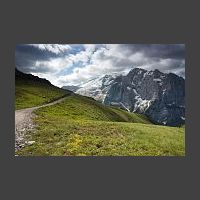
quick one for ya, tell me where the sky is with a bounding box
[15,44,185,87]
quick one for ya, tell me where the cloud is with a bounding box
[27,44,71,54]
[16,44,185,87]
[34,57,73,73]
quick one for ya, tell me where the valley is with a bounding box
[15,69,185,156]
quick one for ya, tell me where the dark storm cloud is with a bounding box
[87,44,185,75]
[120,44,185,59]
[106,44,185,76]
[15,44,63,73]
[16,44,60,60]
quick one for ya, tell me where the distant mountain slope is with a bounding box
[15,68,72,110]
[104,68,185,126]
[62,85,80,92]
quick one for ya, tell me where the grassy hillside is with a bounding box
[16,95,185,156]
[32,95,152,123]
[15,69,71,110]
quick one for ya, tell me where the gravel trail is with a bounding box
[15,96,69,152]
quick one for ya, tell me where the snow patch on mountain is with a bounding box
[153,78,161,82]
[76,74,118,102]
[127,86,131,91]
[181,116,185,120]
[133,96,152,112]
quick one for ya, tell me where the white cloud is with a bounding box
[83,44,97,52]
[17,44,185,87]
[34,56,73,73]
[28,44,71,54]
[57,45,185,86]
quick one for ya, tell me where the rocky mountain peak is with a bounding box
[104,67,185,126]
[62,67,185,126]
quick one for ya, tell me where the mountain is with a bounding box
[16,68,53,85]
[62,85,80,92]
[104,68,185,126]
[75,74,117,102]
[15,68,71,110]
[67,67,185,126]
[15,68,185,156]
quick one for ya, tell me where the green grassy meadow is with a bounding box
[15,79,69,110]
[16,95,185,156]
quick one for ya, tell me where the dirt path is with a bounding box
[15,96,69,151]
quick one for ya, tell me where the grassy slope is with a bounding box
[16,95,185,156]
[15,79,70,110]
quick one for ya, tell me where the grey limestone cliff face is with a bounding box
[104,68,185,126]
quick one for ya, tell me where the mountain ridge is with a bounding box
[15,68,71,110]
[104,68,185,126]
[62,67,185,126]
